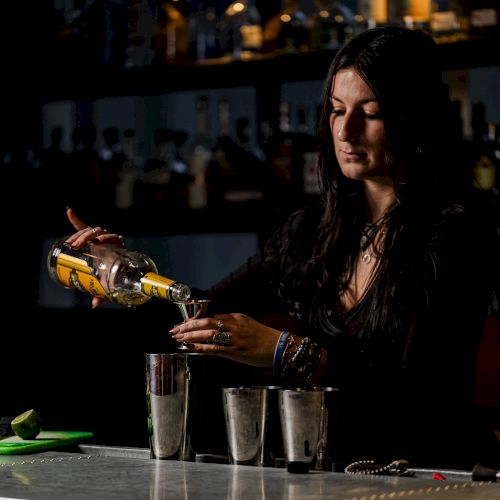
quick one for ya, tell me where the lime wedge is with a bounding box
[11,409,42,440]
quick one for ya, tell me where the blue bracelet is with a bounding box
[273,330,290,378]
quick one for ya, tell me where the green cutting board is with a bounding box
[0,430,94,455]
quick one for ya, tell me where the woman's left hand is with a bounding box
[169,313,281,367]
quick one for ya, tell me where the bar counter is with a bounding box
[0,445,498,499]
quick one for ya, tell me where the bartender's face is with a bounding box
[330,68,389,183]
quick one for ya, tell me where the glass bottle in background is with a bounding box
[151,0,189,64]
[268,101,297,211]
[185,95,213,210]
[188,4,219,61]
[220,0,263,60]
[206,96,235,207]
[263,0,309,54]
[388,0,432,30]
[294,105,321,199]
[47,238,191,306]
[125,0,155,68]
[467,0,500,36]
[430,0,469,42]
[358,0,389,28]
[308,0,357,50]
[471,103,496,192]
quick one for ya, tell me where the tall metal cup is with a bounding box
[279,387,336,473]
[145,353,187,460]
[145,352,232,461]
[223,387,268,466]
[223,386,283,467]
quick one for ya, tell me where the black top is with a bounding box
[207,206,499,470]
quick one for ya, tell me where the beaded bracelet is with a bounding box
[344,459,409,476]
[279,336,323,384]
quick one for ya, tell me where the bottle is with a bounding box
[263,0,309,54]
[308,0,357,50]
[47,239,191,306]
[220,0,263,60]
[185,95,213,209]
[151,0,189,64]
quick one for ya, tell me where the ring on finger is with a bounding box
[217,319,224,332]
[212,330,232,346]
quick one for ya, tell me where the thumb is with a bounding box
[66,207,89,231]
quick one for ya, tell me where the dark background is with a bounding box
[1,1,499,449]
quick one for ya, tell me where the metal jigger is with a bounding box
[174,299,211,351]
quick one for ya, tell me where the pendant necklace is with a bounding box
[360,221,385,264]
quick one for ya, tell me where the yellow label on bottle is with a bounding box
[76,272,109,298]
[141,272,174,300]
[56,263,109,298]
[57,253,93,274]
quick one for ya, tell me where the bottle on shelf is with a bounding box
[308,0,357,50]
[125,0,156,68]
[151,0,189,64]
[188,3,220,61]
[358,0,389,29]
[388,0,432,30]
[429,0,468,42]
[47,238,191,306]
[185,95,213,209]
[263,0,309,54]
[468,0,500,37]
[220,0,264,59]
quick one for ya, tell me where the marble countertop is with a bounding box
[0,446,498,499]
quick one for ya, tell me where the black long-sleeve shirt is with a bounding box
[206,206,499,470]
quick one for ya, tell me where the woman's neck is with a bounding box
[363,181,396,222]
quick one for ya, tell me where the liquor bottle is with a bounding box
[220,0,263,59]
[263,0,309,54]
[185,95,213,209]
[47,239,191,306]
[468,0,500,37]
[358,0,389,29]
[389,0,432,30]
[151,0,189,64]
[308,0,357,50]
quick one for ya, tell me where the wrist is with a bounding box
[273,333,326,386]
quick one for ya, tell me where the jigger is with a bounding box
[174,299,212,351]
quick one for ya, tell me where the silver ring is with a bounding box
[217,319,224,332]
[91,227,98,235]
[211,330,231,346]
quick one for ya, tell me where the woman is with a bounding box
[65,27,498,469]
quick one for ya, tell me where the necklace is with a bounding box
[359,222,385,264]
[359,223,379,251]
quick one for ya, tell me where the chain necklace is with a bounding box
[360,222,385,264]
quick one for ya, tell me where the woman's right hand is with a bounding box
[64,207,125,308]
[65,207,124,249]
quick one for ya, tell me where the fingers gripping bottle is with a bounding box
[47,238,191,306]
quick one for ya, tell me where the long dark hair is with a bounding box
[303,27,468,340]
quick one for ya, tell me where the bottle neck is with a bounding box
[140,272,177,300]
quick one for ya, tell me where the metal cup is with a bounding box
[145,353,187,460]
[145,352,232,462]
[222,387,271,466]
[279,387,336,473]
